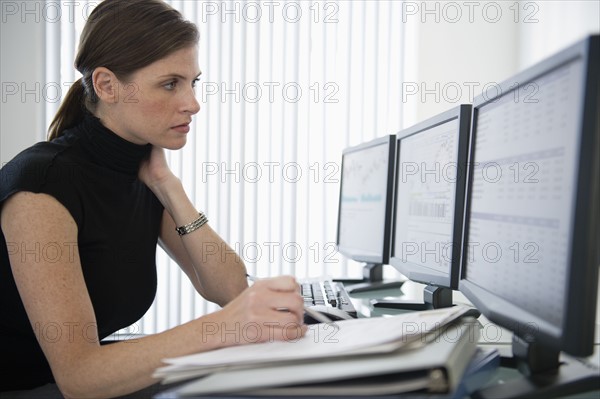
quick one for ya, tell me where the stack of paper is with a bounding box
[154,306,481,396]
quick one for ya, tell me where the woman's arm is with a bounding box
[140,146,248,306]
[157,195,247,306]
[2,192,305,399]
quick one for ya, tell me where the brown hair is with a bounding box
[48,0,199,140]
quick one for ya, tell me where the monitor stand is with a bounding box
[333,263,405,294]
[472,335,600,399]
[371,285,453,310]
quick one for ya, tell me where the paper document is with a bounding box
[158,306,470,373]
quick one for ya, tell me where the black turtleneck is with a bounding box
[0,114,164,391]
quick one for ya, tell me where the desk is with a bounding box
[346,281,600,399]
[156,282,600,399]
[153,282,598,398]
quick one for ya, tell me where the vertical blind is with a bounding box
[45,0,405,334]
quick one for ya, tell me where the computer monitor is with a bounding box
[335,135,404,293]
[459,35,599,397]
[373,105,472,311]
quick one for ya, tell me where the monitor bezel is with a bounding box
[459,35,599,357]
[336,135,397,265]
[389,105,472,290]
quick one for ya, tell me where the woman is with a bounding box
[0,0,306,397]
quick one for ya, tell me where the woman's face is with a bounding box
[99,45,201,150]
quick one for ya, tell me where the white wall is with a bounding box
[403,0,519,126]
[0,0,46,165]
[519,0,600,69]
[402,0,600,127]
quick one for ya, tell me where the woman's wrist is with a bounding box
[148,178,198,225]
[193,311,230,350]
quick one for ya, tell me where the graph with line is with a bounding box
[338,142,390,257]
[394,119,459,275]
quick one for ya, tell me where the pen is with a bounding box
[303,306,334,324]
[246,274,334,324]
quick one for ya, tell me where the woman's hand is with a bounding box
[209,276,307,347]
[138,145,178,191]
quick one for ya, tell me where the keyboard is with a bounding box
[299,279,357,317]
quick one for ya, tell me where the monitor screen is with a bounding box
[460,34,599,366]
[391,105,471,290]
[336,135,396,264]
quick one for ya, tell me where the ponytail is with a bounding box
[47,78,87,141]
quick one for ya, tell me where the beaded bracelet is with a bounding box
[175,212,208,236]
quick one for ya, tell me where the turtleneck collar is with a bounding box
[78,113,152,176]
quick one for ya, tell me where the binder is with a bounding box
[159,317,481,397]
